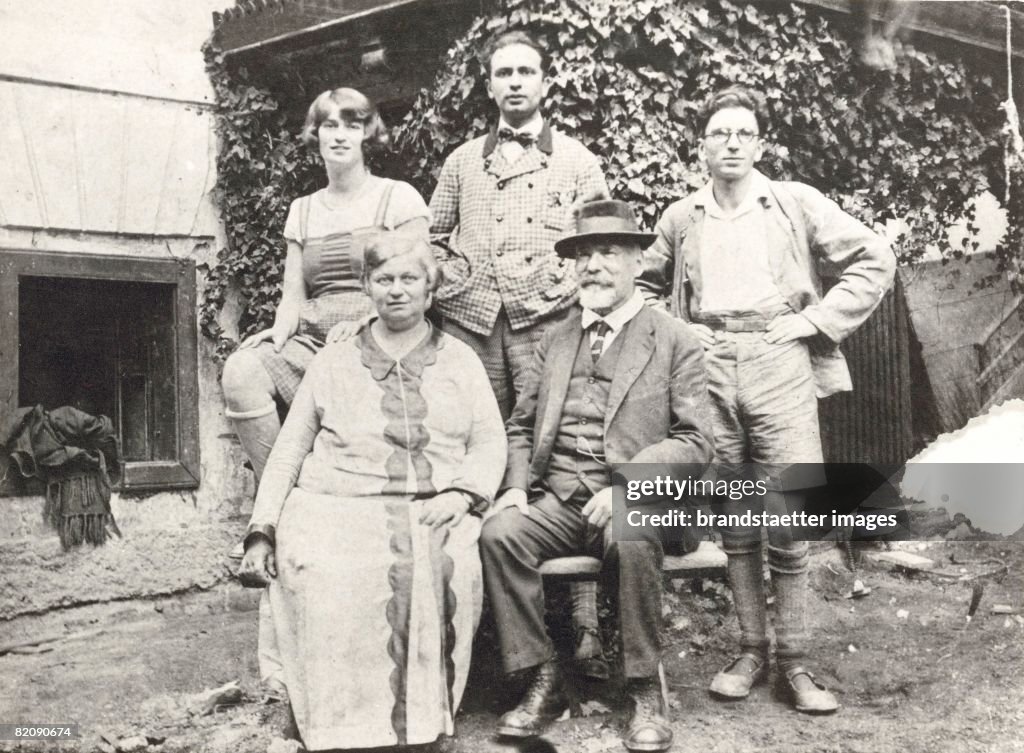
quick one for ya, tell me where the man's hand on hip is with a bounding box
[581,486,614,529]
[764,313,818,345]
[689,323,716,350]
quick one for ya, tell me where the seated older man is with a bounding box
[480,199,715,752]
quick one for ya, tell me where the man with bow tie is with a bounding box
[429,30,609,421]
[429,28,613,678]
[480,199,715,751]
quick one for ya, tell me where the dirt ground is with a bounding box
[2,540,1023,753]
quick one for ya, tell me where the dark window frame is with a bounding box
[1,249,200,492]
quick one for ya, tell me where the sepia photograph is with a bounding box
[1,1,1023,751]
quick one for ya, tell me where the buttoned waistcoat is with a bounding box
[429,122,609,336]
[502,306,715,495]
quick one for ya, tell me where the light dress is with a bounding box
[247,323,506,750]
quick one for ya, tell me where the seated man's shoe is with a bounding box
[623,664,673,752]
[709,652,767,699]
[498,660,568,738]
[574,627,610,681]
[781,666,839,714]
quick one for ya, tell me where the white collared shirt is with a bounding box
[695,170,789,313]
[497,114,544,163]
[581,289,646,355]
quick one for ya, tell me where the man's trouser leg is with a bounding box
[445,307,600,636]
[495,306,602,652]
[442,307,571,421]
[601,520,664,679]
[480,492,590,674]
[706,334,823,664]
[742,338,822,673]
[704,336,771,660]
[441,313,514,421]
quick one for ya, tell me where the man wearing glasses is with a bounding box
[639,85,894,713]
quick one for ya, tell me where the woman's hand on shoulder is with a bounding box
[419,491,473,529]
[238,538,277,587]
[326,315,371,344]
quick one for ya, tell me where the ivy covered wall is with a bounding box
[202,0,1021,354]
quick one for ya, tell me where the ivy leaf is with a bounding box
[626,178,647,196]
[201,0,1014,350]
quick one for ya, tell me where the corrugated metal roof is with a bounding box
[820,279,915,464]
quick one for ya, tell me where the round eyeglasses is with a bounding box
[703,129,759,146]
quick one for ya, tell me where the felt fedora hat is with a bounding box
[553,199,657,259]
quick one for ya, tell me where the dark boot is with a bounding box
[498,660,567,738]
[623,664,673,752]
[574,626,610,681]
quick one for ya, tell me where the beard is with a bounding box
[578,282,617,314]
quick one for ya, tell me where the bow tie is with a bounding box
[497,127,537,148]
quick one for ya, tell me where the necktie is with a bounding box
[589,320,611,362]
[497,127,537,147]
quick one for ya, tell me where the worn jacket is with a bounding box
[638,172,896,397]
[503,305,715,493]
[3,405,121,482]
[429,121,609,336]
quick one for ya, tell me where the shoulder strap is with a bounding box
[373,179,397,229]
[300,194,311,241]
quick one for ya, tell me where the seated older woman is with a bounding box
[239,233,506,751]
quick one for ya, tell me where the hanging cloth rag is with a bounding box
[2,405,122,549]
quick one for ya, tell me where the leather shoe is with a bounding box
[574,627,610,681]
[498,660,567,737]
[781,666,839,714]
[709,652,767,699]
[622,664,673,752]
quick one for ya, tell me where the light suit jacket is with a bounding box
[638,173,897,397]
[502,305,715,494]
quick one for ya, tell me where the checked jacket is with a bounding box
[429,121,608,336]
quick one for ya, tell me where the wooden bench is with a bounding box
[539,540,727,581]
